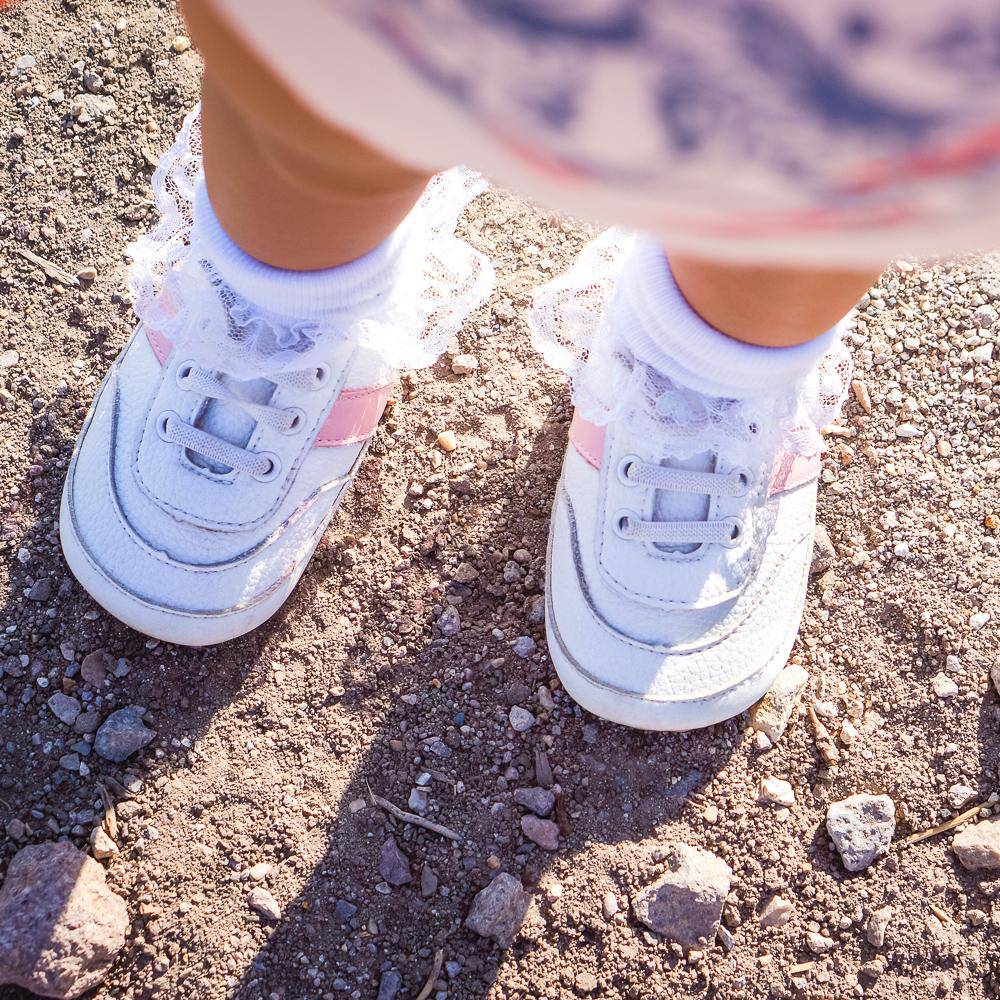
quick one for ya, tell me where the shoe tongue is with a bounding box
[188,374,275,474]
[651,448,714,554]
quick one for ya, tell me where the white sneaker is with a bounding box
[60,109,492,646]
[545,402,827,731]
[532,231,850,731]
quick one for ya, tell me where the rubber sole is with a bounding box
[543,497,808,731]
[59,486,331,647]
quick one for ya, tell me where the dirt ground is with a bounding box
[1,3,999,999]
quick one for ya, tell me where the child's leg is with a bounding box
[182,0,433,269]
[669,257,883,347]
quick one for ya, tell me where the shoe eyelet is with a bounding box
[280,406,307,435]
[251,452,282,483]
[175,360,196,387]
[721,516,745,548]
[731,466,754,498]
[616,454,641,487]
[612,509,638,539]
[155,410,178,443]
[311,363,332,391]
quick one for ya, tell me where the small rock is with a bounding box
[866,905,893,947]
[436,605,461,637]
[464,872,531,948]
[810,524,837,574]
[376,970,402,1000]
[969,611,989,631]
[895,422,921,438]
[931,672,958,699]
[94,706,155,762]
[71,93,117,121]
[758,778,795,808]
[534,750,554,789]
[839,719,858,746]
[26,577,52,602]
[436,430,457,452]
[74,710,101,735]
[59,753,81,772]
[806,931,835,954]
[378,837,412,886]
[81,650,113,686]
[513,786,555,817]
[947,784,977,810]
[245,863,271,882]
[952,818,1000,869]
[749,664,808,744]
[601,891,619,920]
[851,379,872,414]
[90,827,118,861]
[520,815,559,851]
[0,842,127,998]
[524,594,545,625]
[759,894,794,928]
[511,635,537,658]
[171,34,192,53]
[407,787,429,814]
[826,794,896,871]
[247,887,281,921]
[14,54,36,71]
[5,819,27,841]
[420,864,439,898]
[334,899,357,920]
[575,971,599,994]
[451,354,479,375]
[632,843,732,949]
[47,692,81,726]
[508,706,535,732]
[974,303,998,328]
[82,70,103,93]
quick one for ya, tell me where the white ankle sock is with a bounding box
[191,179,415,317]
[618,237,844,400]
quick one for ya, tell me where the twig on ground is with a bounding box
[96,781,118,839]
[414,948,444,1000]
[14,247,80,286]
[896,801,984,850]
[807,706,840,766]
[366,781,462,843]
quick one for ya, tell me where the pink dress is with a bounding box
[212,0,1000,264]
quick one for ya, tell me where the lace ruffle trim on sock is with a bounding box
[127,106,495,382]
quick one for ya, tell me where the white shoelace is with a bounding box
[158,361,329,479]
[613,457,751,546]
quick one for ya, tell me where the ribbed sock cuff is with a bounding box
[191,179,416,318]
[619,237,845,399]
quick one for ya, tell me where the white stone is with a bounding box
[749,664,808,743]
[508,706,536,732]
[826,794,896,871]
[758,778,795,808]
[759,895,794,928]
[931,672,958,699]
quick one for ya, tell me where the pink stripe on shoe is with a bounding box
[569,410,819,494]
[144,324,391,448]
[314,384,393,447]
[767,451,820,496]
[145,325,174,366]
[569,412,605,469]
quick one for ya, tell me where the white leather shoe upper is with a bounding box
[545,408,820,728]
